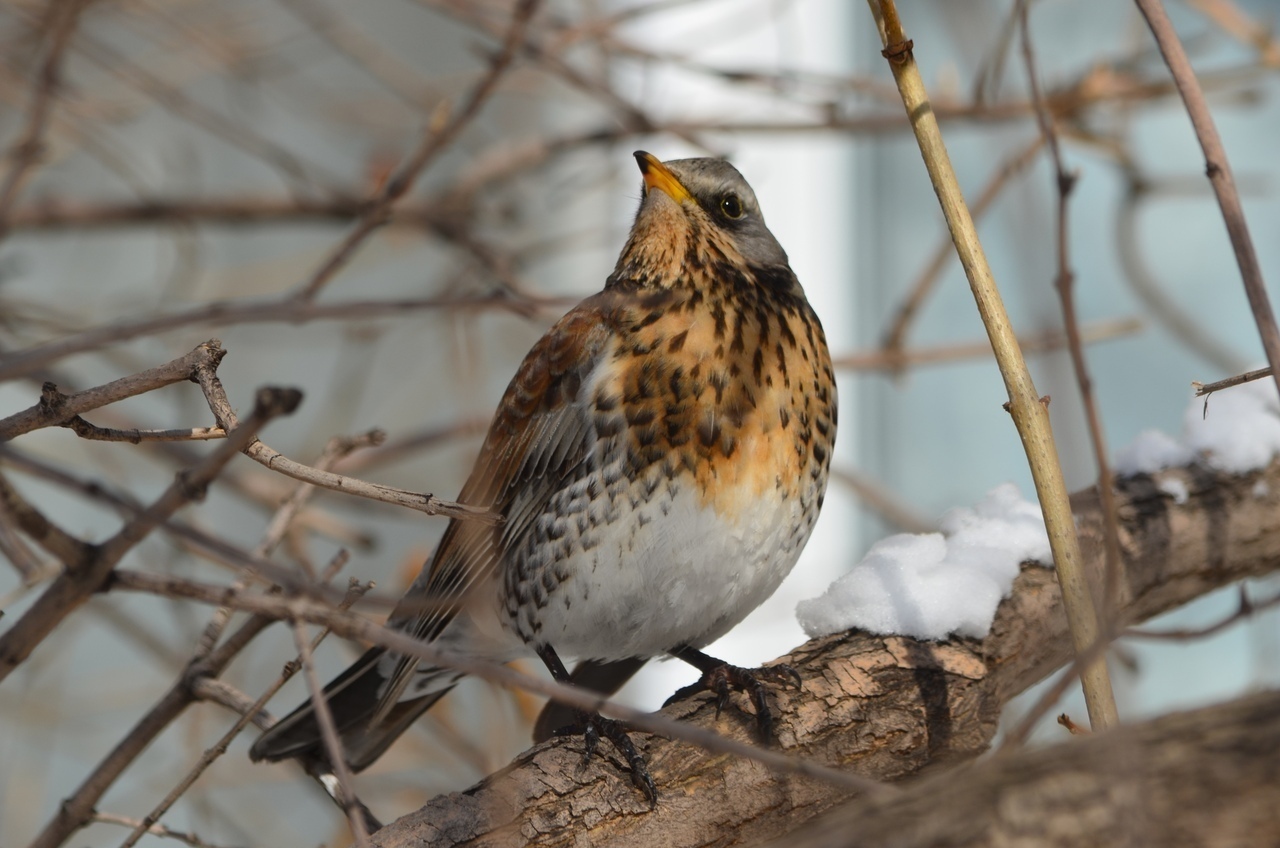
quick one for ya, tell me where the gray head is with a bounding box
[633,152,790,270]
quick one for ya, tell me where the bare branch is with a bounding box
[1135,0,1280,399]
[0,385,301,684]
[1193,365,1273,397]
[0,0,90,232]
[0,340,225,441]
[292,0,542,301]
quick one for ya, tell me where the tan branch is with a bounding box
[0,385,301,684]
[355,458,1280,846]
[772,689,1280,848]
[0,340,225,441]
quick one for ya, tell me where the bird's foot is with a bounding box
[552,712,658,807]
[664,658,802,743]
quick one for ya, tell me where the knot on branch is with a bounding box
[38,381,67,416]
[881,38,914,65]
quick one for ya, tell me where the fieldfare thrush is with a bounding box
[250,151,838,804]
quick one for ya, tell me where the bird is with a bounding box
[250,151,838,805]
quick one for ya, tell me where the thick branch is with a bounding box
[776,688,1280,847]
[368,460,1280,847]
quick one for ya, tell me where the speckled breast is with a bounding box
[502,278,837,660]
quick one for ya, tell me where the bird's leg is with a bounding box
[535,643,658,806]
[664,645,802,743]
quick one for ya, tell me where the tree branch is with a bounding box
[774,687,1280,847]
[0,385,301,683]
[364,459,1280,847]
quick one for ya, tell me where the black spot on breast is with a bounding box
[725,399,747,428]
[730,315,746,354]
[779,317,797,348]
[697,415,720,448]
[709,370,728,403]
[668,366,685,398]
[627,406,656,427]
[669,330,689,352]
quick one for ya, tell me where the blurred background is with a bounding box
[1,0,1279,845]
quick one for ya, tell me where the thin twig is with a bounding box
[0,0,91,233]
[92,812,229,848]
[1017,0,1125,627]
[0,340,225,441]
[0,290,551,385]
[119,574,370,848]
[290,618,371,845]
[1126,585,1280,640]
[1193,365,1272,397]
[291,0,541,301]
[839,318,1142,372]
[61,417,226,442]
[190,366,497,525]
[1134,0,1280,401]
[0,386,301,684]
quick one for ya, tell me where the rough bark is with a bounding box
[369,461,1280,848]
[776,689,1280,848]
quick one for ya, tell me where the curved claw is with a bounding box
[559,711,658,807]
[591,715,658,808]
[766,662,804,690]
[664,659,802,743]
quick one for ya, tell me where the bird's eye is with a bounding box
[719,194,744,219]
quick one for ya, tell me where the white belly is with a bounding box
[518,477,814,661]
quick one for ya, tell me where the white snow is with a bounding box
[1115,376,1280,475]
[796,484,1051,641]
[1158,477,1189,505]
[1114,429,1193,475]
[799,376,1280,643]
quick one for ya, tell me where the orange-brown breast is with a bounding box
[591,246,835,522]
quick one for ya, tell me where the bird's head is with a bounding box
[611,151,792,290]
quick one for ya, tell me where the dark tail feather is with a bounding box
[249,646,457,771]
[532,656,647,743]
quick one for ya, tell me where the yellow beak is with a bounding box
[634,151,693,204]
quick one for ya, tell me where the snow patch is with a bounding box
[1116,377,1280,475]
[797,484,1050,641]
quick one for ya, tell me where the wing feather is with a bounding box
[370,294,624,723]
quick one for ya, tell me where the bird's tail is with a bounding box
[249,646,459,771]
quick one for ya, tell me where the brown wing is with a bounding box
[370,292,626,720]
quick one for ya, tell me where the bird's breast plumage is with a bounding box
[492,255,836,659]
